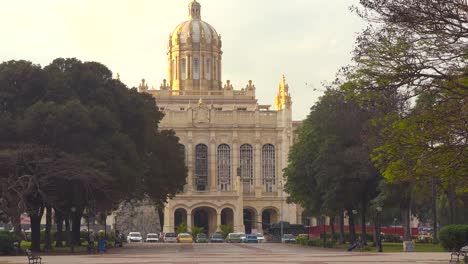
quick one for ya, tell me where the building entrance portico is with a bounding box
[262,208,278,231]
[192,207,217,234]
[243,208,258,234]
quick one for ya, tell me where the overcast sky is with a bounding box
[0,0,366,120]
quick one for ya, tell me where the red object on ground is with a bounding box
[308,225,417,237]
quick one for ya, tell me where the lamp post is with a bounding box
[279,180,283,239]
[376,206,383,252]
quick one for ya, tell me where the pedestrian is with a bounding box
[115,230,121,248]
[88,231,96,253]
[98,236,107,253]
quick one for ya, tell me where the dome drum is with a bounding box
[166,0,223,91]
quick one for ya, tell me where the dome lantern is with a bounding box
[189,0,201,20]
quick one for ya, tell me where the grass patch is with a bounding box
[334,242,445,252]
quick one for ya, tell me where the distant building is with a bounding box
[139,0,303,234]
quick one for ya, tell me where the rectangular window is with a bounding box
[206,59,211,80]
[181,58,186,80]
[193,58,200,80]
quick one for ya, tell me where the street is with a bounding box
[0,243,450,264]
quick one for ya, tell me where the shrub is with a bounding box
[191,226,204,239]
[176,223,187,234]
[382,233,401,242]
[296,237,308,245]
[0,231,19,255]
[219,224,233,239]
[439,225,468,251]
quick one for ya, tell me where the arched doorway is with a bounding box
[243,208,256,234]
[221,208,234,226]
[261,208,278,232]
[192,207,217,235]
[174,208,187,232]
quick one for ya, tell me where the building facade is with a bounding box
[139,0,302,235]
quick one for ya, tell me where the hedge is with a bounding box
[439,225,468,251]
[0,231,19,255]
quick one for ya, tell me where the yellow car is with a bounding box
[177,233,193,243]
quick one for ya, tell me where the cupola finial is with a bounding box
[188,0,201,20]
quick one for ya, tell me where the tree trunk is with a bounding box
[361,201,367,244]
[29,207,44,252]
[431,177,438,243]
[55,209,63,247]
[447,185,456,224]
[372,211,378,246]
[330,216,335,241]
[44,206,52,251]
[348,208,356,243]
[400,205,411,241]
[72,211,83,247]
[65,217,70,247]
[10,213,22,239]
[339,211,345,244]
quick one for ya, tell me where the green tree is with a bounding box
[0,58,187,251]
[285,88,380,243]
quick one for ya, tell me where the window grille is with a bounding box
[217,144,231,191]
[195,144,208,191]
[262,144,275,192]
[240,144,254,193]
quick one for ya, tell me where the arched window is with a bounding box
[181,58,186,80]
[195,144,208,191]
[217,144,231,191]
[206,58,211,80]
[240,144,253,193]
[262,144,275,192]
[193,58,200,80]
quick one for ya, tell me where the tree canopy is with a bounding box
[0,58,187,250]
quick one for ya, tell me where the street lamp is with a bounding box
[376,206,383,252]
[279,180,283,239]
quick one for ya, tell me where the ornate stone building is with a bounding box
[138,0,302,235]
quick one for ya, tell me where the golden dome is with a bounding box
[169,1,220,46]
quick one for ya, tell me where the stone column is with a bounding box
[216,212,221,232]
[210,137,217,191]
[163,206,174,233]
[254,141,262,196]
[232,140,238,192]
[187,213,192,232]
[187,55,191,80]
[257,211,263,234]
[187,141,193,192]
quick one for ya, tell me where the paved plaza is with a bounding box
[0,243,451,264]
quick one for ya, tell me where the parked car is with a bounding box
[238,233,246,243]
[195,233,208,243]
[127,232,143,243]
[257,233,265,243]
[177,232,193,243]
[163,232,178,243]
[145,233,159,243]
[245,234,258,243]
[281,234,296,243]
[226,233,242,243]
[210,233,224,243]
